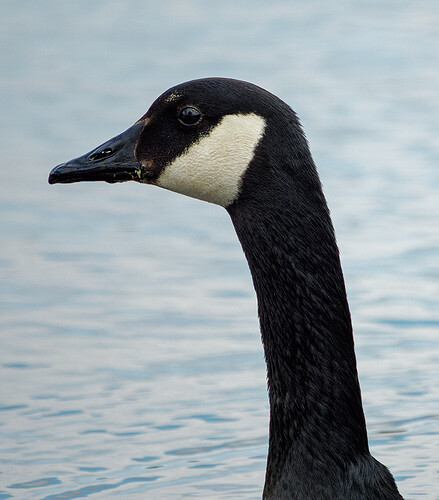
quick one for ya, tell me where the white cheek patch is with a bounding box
[156,113,266,207]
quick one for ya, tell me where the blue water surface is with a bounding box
[0,1,438,498]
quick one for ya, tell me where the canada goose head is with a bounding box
[48,78,404,499]
[49,78,313,209]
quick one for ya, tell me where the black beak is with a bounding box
[48,121,147,185]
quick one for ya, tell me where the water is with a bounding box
[1,1,438,498]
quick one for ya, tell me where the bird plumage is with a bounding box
[49,78,403,499]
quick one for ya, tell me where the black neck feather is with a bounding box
[227,121,373,494]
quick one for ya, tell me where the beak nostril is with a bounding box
[89,148,114,161]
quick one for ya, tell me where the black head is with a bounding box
[49,78,312,207]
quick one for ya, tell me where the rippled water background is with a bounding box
[1,1,438,498]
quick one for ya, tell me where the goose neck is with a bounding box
[228,187,369,477]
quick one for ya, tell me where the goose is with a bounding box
[49,77,403,499]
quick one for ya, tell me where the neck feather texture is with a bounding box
[227,111,402,499]
[228,148,375,496]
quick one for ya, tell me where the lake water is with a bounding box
[1,1,438,498]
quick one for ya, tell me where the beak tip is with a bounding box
[48,164,63,185]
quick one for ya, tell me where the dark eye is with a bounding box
[89,148,114,161]
[178,106,202,126]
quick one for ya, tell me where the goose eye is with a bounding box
[178,106,202,126]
